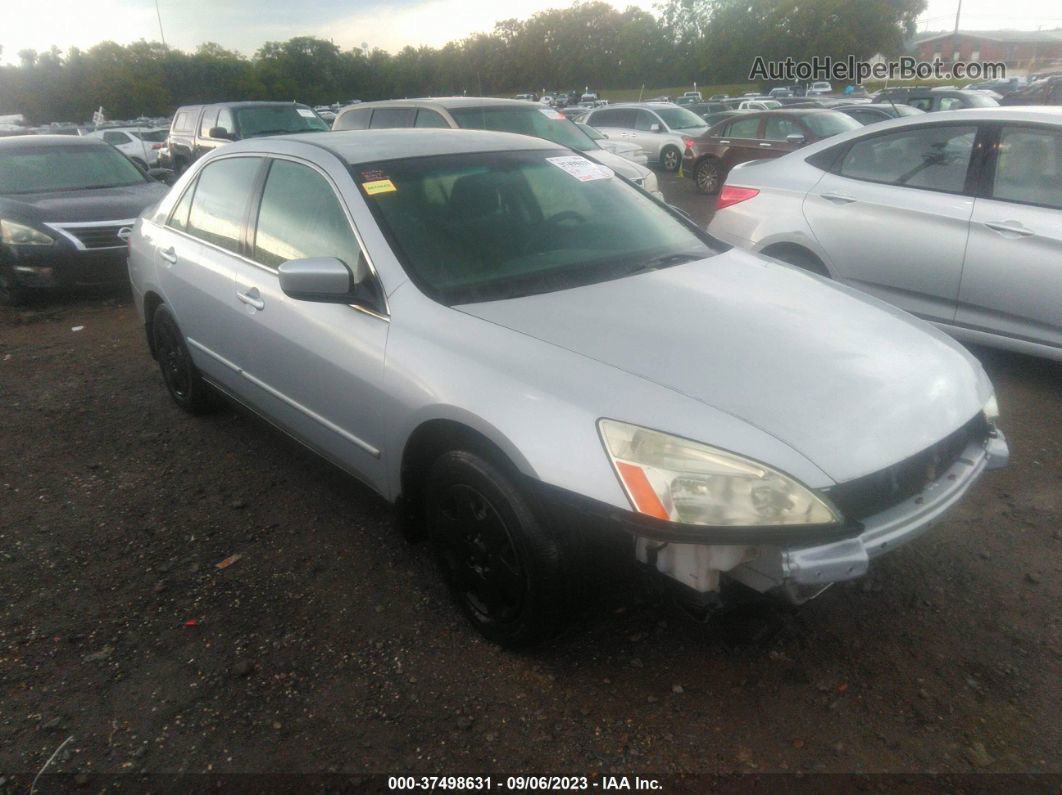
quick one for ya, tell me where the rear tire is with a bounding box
[152,303,219,414]
[660,146,681,172]
[694,157,724,194]
[427,450,567,647]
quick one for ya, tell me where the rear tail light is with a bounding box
[715,185,759,210]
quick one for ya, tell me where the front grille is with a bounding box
[65,225,128,249]
[824,413,988,522]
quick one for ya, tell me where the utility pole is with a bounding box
[952,0,962,65]
[155,0,167,48]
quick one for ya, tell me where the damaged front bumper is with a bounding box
[535,426,1008,604]
[639,431,1009,602]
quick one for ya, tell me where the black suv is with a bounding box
[164,102,328,173]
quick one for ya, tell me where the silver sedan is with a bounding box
[128,129,1007,646]
[707,107,1062,361]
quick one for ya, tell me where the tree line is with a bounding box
[0,0,925,124]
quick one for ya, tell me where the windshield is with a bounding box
[802,111,862,138]
[234,105,329,137]
[450,106,598,152]
[132,129,167,142]
[654,106,708,131]
[355,149,716,305]
[0,145,146,194]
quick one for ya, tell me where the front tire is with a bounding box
[694,157,723,194]
[660,146,681,172]
[427,450,567,647]
[152,304,218,414]
[0,264,29,306]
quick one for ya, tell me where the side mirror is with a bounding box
[278,257,355,303]
[208,126,233,140]
[786,133,807,145]
[147,167,177,186]
[649,122,662,133]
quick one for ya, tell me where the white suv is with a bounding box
[583,103,708,171]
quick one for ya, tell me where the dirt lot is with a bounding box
[1,172,1059,788]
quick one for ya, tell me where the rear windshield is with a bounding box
[802,112,862,138]
[449,106,598,152]
[0,145,146,194]
[234,105,329,137]
[354,149,716,305]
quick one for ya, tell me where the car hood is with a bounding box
[0,181,169,223]
[588,148,650,180]
[457,249,989,484]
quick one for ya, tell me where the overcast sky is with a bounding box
[2,0,1060,64]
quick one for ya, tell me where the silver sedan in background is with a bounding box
[128,129,1007,646]
[707,107,1062,361]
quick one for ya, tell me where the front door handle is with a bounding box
[821,192,857,204]
[984,220,1034,237]
[759,142,773,147]
[236,288,264,311]
[159,247,177,264]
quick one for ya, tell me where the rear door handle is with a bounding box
[236,288,264,311]
[759,142,773,147]
[984,220,1034,237]
[159,247,177,264]
[821,192,857,204]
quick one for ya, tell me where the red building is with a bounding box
[911,29,1062,71]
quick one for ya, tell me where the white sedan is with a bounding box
[708,107,1062,361]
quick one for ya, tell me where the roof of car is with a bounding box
[176,101,312,111]
[337,97,555,113]
[221,128,563,165]
[0,134,108,150]
[589,102,681,110]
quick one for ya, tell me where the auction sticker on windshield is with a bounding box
[296,108,317,118]
[363,178,397,195]
[546,155,613,182]
[538,108,565,120]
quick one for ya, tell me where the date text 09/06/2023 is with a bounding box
[387,775,663,790]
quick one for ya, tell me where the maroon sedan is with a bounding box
[682,109,861,194]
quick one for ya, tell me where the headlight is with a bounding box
[599,419,840,527]
[641,169,659,194]
[0,219,54,246]
[983,394,999,428]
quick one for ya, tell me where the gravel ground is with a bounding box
[0,170,1059,788]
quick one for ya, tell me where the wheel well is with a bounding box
[143,291,164,358]
[760,243,830,277]
[399,419,519,521]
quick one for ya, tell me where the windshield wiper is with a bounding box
[621,252,703,276]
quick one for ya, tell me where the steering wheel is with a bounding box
[522,210,588,256]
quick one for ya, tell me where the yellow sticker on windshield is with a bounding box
[363,179,396,195]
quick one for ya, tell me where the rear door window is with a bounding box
[369,108,416,129]
[991,126,1062,210]
[590,109,636,129]
[186,157,262,252]
[336,109,371,130]
[415,109,449,128]
[726,117,762,139]
[838,125,976,193]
